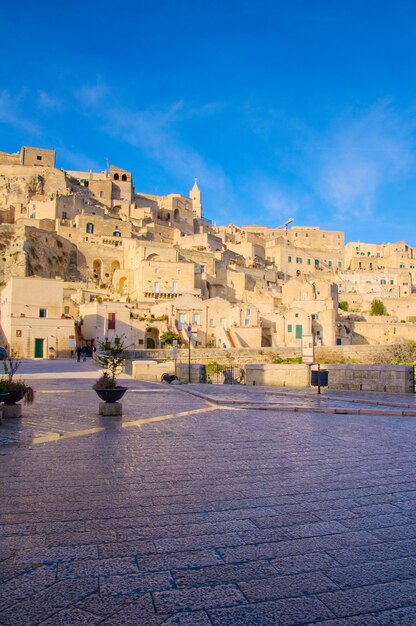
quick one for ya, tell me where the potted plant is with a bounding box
[93,337,127,405]
[0,352,35,418]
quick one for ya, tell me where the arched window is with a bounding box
[112,230,121,237]
[174,209,179,220]
[86,223,94,234]
[121,174,127,182]
[113,173,119,181]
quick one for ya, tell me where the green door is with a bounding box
[295,324,303,339]
[34,338,44,358]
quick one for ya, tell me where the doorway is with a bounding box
[34,338,44,358]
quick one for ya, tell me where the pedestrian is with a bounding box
[76,346,82,362]
[81,346,87,362]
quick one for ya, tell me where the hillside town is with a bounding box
[0,144,415,359]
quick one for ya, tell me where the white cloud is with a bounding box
[104,102,235,198]
[312,103,415,218]
[0,90,41,135]
[77,82,108,107]
[37,90,62,111]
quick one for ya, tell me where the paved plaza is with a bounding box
[1,360,416,625]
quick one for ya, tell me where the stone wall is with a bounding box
[176,363,206,384]
[317,364,414,393]
[316,343,412,364]
[128,359,176,382]
[245,364,311,387]
[125,346,300,365]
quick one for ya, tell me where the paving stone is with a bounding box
[100,571,173,595]
[270,552,341,575]
[173,560,278,588]
[153,584,247,613]
[97,593,163,625]
[238,570,339,601]
[327,538,416,566]
[160,611,212,626]
[138,549,222,572]
[0,565,57,606]
[38,607,102,625]
[57,557,139,579]
[209,596,334,625]
[325,557,416,589]
[98,539,157,559]
[0,578,98,626]
[318,579,416,618]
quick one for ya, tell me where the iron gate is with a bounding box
[206,364,246,385]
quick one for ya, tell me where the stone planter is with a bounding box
[94,387,127,416]
[94,387,127,403]
[3,389,26,405]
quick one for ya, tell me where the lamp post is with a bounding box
[186,324,192,383]
[280,217,294,283]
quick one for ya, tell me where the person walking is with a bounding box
[81,346,87,363]
[76,346,82,362]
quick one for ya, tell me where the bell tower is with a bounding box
[189,178,202,219]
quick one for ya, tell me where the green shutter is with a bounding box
[295,324,302,339]
[287,324,292,332]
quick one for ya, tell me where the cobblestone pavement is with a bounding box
[1,360,416,625]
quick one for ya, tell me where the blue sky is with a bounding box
[2,0,416,244]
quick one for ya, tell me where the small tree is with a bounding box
[370,298,385,316]
[160,331,180,347]
[94,337,127,388]
[338,301,349,311]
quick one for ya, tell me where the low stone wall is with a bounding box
[176,363,206,384]
[128,360,175,382]
[125,347,299,365]
[316,344,409,364]
[245,364,311,387]
[316,364,414,393]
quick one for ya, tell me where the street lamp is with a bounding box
[186,324,192,383]
[278,217,294,283]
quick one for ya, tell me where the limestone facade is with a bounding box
[0,143,415,356]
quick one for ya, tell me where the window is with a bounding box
[209,318,215,327]
[154,281,160,292]
[400,264,405,268]
[287,324,292,332]
[246,308,251,316]
[288,256,292,263]
[381,279,386,284]
[200,264,205,273]
[64,306,70,315]
[296,257,302,264]
[172,281,178,293]
[245,319,251,326]
[220,318,227,328]
[337,338,342,345]
[338,261,342,268]
[121,174,127,182]
[16,330,22,337]
[193,313,200,325]
[62,211,67,219]
[108,313,116,330]
[112,231,121,237]
[328,260,332,267]
[100,191,104,198]
[36,155,42,161]
[179,313,186,324]
[390,279,394,285]
[307,259,311,265]
[311,314,318,320]
[113,173,119,181]
[315,259,319,267]
[39,308,47,318]
[86,223,94,234]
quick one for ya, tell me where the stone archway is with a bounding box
[146,327,159,349]
[93,259,102,280]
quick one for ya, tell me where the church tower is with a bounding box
[189,178,202,219]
